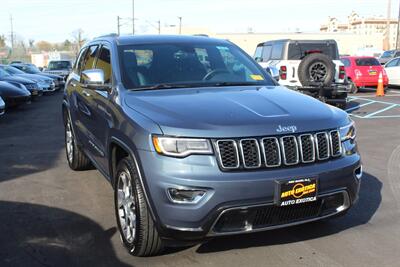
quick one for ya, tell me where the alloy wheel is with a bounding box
[117,171,137,243]
[66,121,74,163]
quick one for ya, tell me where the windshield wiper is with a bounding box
[130,83,218,91]
[211,82,261,87]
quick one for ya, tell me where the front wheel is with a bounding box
[114,157,164,257]
[65,116,92,170]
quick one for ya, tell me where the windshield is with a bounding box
[0,68,11,78]
[3,66,25,75]
[355,58,380,66]
[21,65,40,74]
[381,51,394,58]
[119,42,274,90]
[47,61,72,70]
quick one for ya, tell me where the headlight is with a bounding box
[339,120,356,141]
[152,136,213,157]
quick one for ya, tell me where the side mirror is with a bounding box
[255,57,263,62]
[38,67,43,71]
[81,69,110,91]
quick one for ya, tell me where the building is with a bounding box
[320,11,399,50]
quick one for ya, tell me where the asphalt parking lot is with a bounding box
[0,90,399,267]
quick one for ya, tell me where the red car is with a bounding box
[340,56,388,93]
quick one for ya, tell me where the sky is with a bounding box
[1,0,400,44]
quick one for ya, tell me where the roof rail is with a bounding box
[95,33,119,39]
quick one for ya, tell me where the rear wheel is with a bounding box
[114,157,164,257]
[349,81,358,94]
[65,116,92,170]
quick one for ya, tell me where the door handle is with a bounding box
[82,89,92,97]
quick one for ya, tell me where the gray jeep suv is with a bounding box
[63,35,362,256]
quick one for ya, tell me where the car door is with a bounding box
[81,43,114,171]
[71,45,101,160]
[385,58,400,85]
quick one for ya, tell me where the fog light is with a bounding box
[167,188,206,204]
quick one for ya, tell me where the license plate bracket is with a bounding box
[275,177,318,206]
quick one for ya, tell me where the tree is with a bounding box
[71,29,87,54]
[35,40,53,52]
[0,35,6,48]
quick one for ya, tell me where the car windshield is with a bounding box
[355,58,380,66]
[381,51,395,58]
[0,68,11,78]
[119,42,274,90]
[47,61,72,70]
[21,65,40,74]
[3,66,25,75]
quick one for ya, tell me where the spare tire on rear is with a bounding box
[298,53,335,87]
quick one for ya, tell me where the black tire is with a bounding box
[64,115,92,171]
[349,81,358,94]
[114,157,164,257]
[298,53,336,87]
[334,102,347,110]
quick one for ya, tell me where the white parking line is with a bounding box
[363,104,398,118]
[345,101,376,113]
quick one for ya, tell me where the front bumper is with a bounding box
[3,95,31,107]
[137,150,361,242]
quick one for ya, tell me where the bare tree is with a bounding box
[71,29,87,54]
[0,35,6,48]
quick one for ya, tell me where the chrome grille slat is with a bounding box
[239,139,261,169]
[216,130,342,170]
[298,134,315,163]
[280,136,299,165]
[315,132,330,160]
[329,130,342,157]
[261,137,281,167]
[216,140,240,169]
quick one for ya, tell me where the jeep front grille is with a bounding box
[215,130,341,171]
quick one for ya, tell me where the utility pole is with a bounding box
[158,20,161,34]
[132,0,135,35]
[397,1,400,49]
[10,15,14,51]
[178,16,182,34]
[385,0,392,50]
[117,16,121,36]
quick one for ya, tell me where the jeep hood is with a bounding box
[125,86,350,138]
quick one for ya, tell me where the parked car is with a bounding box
[43,60,73,81]
[63,35,361,256]
[384,57,400,86]
[378,50,400,65]
[254,39,349,109]
[340,56,388,93]
[0,81,31,107]
[0,65,56,93]
[11,63,65,90]
[0,68,42,99]
[0,96,5,116]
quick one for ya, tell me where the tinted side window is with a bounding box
[395,52,400,57]
[82,45,99,72]
[355,58,380,66]
[386,58,398,67]
[270,43,283,60]
[74,47,88,74]
[96,45,112,83]
[261,45,272,61]
[341,58,351,67]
